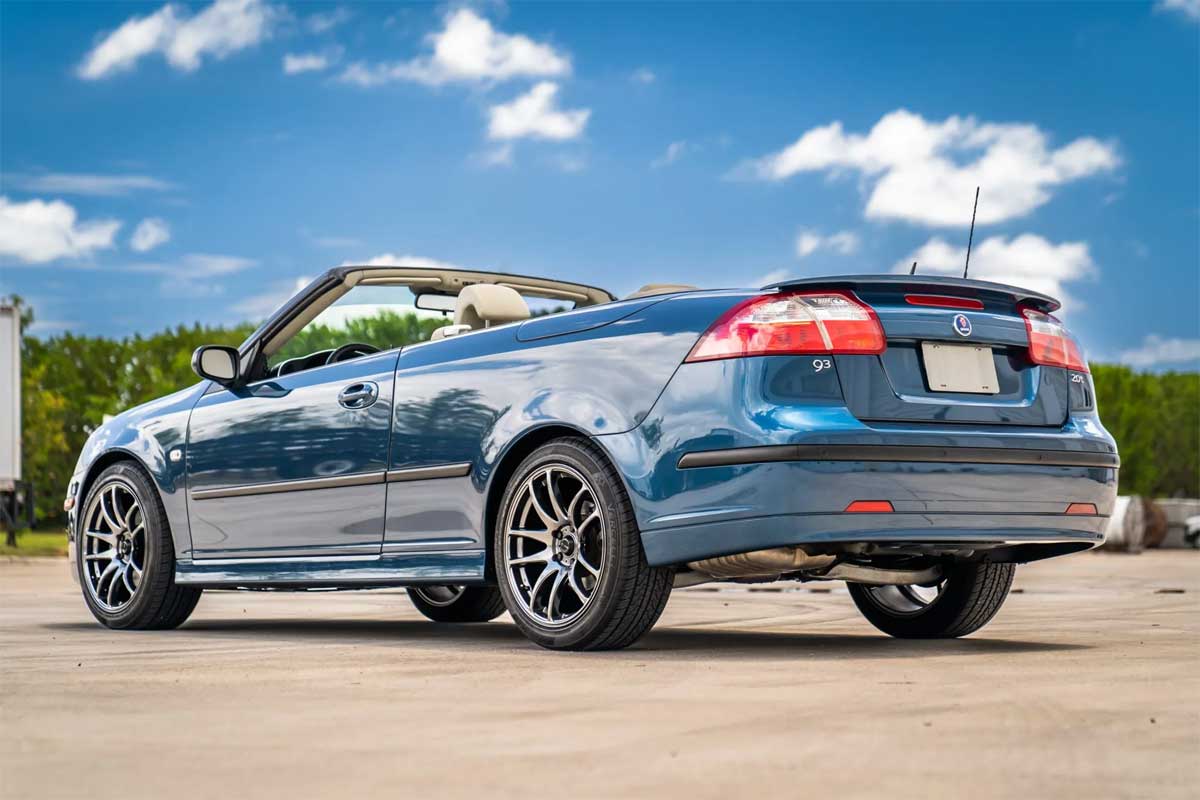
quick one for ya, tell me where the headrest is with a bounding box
[454,284,530,329]
[625,283,699,299]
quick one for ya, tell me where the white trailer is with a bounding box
[0,304,33,532]
[1,305,20,489]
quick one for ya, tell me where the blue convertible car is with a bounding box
[66,264,1118,650]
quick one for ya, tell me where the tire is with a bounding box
[494,437,673,651]
[407,585,506,623]
[848,561,1015,639]
[76,462,202,630]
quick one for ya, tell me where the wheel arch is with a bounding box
[77,450,147,527]
[481,424,628,582]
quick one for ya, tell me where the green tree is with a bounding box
[1091,364,1199,496]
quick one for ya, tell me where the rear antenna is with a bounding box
[962,186,980,278]
[909,260,918,275]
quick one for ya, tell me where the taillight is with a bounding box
[1021,306,1089,373]
[905,294,985,310]
[685,291,886,362]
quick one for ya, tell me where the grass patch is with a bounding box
[0,526,68,557]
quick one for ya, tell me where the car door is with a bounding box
[185,350,398,559]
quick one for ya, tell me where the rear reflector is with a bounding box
[1065,503,1098,515]
[905,294,985,310]
[1021,306,1089,373]
[685,291,886,362]
[845,500,894,513]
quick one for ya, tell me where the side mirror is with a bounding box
[192,345,240,386]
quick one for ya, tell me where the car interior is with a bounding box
[250,266,700,380]
[254,267,704,381]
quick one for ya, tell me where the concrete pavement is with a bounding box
[1,551,1196,798]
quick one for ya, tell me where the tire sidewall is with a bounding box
[77,464,170,629]
[848,562,1011,638]
[494,440,631,649]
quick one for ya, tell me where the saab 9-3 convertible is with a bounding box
[66,264,1118,650]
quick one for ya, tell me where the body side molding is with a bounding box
[191,461,473,500]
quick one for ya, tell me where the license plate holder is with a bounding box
[921,342,999,394]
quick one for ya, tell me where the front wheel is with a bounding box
[848,561,1015,639]
[76,462,202,630]
[494,437,673,651]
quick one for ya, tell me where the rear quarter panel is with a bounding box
[382,292,748,551]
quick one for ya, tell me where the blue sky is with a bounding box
[1,0,1197,369]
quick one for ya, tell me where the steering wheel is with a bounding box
[325,342,380,365]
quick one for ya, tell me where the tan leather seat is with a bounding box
[454,284,530,330]
[430,324,471,341]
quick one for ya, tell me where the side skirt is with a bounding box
[174,549,488,589]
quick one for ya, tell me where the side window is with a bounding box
[268,285,449,374]
[525,297,571,318]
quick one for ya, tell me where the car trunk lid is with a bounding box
[766,275,1071,427]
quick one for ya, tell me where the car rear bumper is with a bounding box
[602,446,1116,567]
[640,508,1107,567]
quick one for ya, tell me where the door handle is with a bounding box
[338,381,379,409]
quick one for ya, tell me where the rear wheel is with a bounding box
[494,437,673,651]
[407,585,506,622]
[848,561,1015,638]
[76,462,202,630]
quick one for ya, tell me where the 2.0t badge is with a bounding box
[953,313,973,337]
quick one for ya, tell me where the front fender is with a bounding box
[71,383,207,560]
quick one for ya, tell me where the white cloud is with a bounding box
[180,253,256,275]
[142,253,257,297]
[127,252,255,276]
[305,6,351,34]
[130,218,171,252]
[342,253,469,270]
[547,153,588,173]
[651,140,691,168]
[631,67,656,84]
[795,229,860,258]
[752,268,791,287]
[488,82,589,141]
[894,233,1095,309]
[78,0,282,79]
[338,8,570,87]
[0,196,121,263]
[7,172,173,196]
[26,319,80,336]
[283,50,338,75]
[233,275,312,319]
[740,109,1120,227]
[1157,0,1200,21]
[1118,335,1200,368]
[476,143,515,168]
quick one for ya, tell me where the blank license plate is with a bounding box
[921,342,999,394]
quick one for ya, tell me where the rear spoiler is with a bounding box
[763,274,1061,313]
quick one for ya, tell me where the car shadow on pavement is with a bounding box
[45,618,1089,659]
[638,626,1089,659]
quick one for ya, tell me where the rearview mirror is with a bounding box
[414,292,457,314]
[192,345,240,386]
